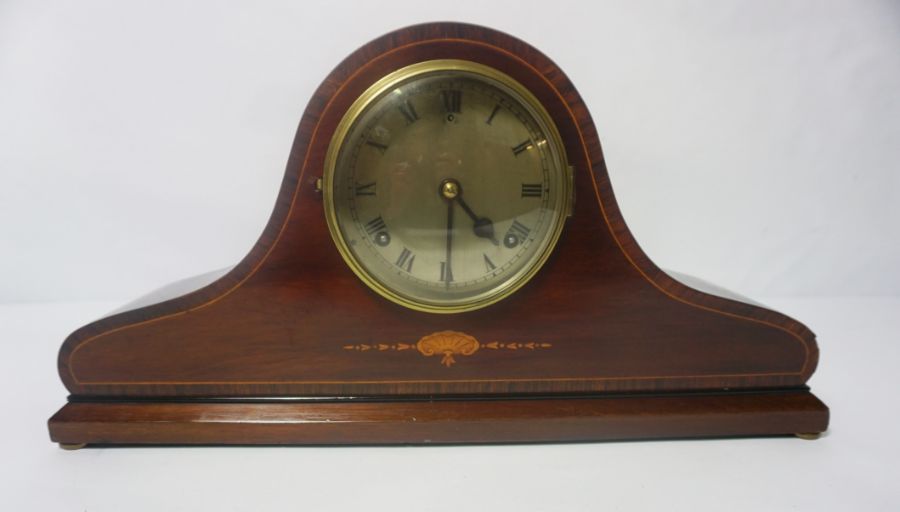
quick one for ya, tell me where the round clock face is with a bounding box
[323,60,571,313]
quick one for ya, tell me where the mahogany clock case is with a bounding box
[48,23,829,446]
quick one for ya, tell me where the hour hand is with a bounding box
[457,196,499,246]
[472,216,499,246]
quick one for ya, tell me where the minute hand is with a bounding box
[444,199,454,287]
[456,196,499,246]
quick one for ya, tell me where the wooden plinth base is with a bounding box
[48,390,828,447]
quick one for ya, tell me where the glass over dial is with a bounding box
[323,60,571,313]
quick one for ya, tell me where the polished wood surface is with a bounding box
[49,22,828,445]
[49,390,828,446]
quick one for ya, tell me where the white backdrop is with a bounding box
[3,3,900,511]
[1,0,898,303]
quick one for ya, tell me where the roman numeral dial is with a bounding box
[395,247,415,272]
[483,254,497,273]
[485,105,500,125]
[364,216,387,236]
[328,63,569,312]
[440,261,454,283]
[355,182,376,196]
[521,183,543,198]
[398,100,419,124]
[512,139,533,156]
[441,90,461,113]
[365,140,388,154]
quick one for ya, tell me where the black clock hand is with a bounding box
[445,198,454,287]
[456,195,499,246]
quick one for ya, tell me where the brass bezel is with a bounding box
[323,59,571,314]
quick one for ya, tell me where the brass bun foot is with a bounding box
[58,442,87,450]
[795,432,822,440]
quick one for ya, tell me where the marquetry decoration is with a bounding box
[343,330,553,367]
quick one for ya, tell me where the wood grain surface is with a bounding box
[49,390,829,446]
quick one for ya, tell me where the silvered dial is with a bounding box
[324,60,570,313]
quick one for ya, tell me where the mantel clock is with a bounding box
[48,23,829,447]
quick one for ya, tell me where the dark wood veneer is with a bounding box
[50,390,828,446]
[48,22,828,445]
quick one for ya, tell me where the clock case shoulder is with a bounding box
[49,22,827,445]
